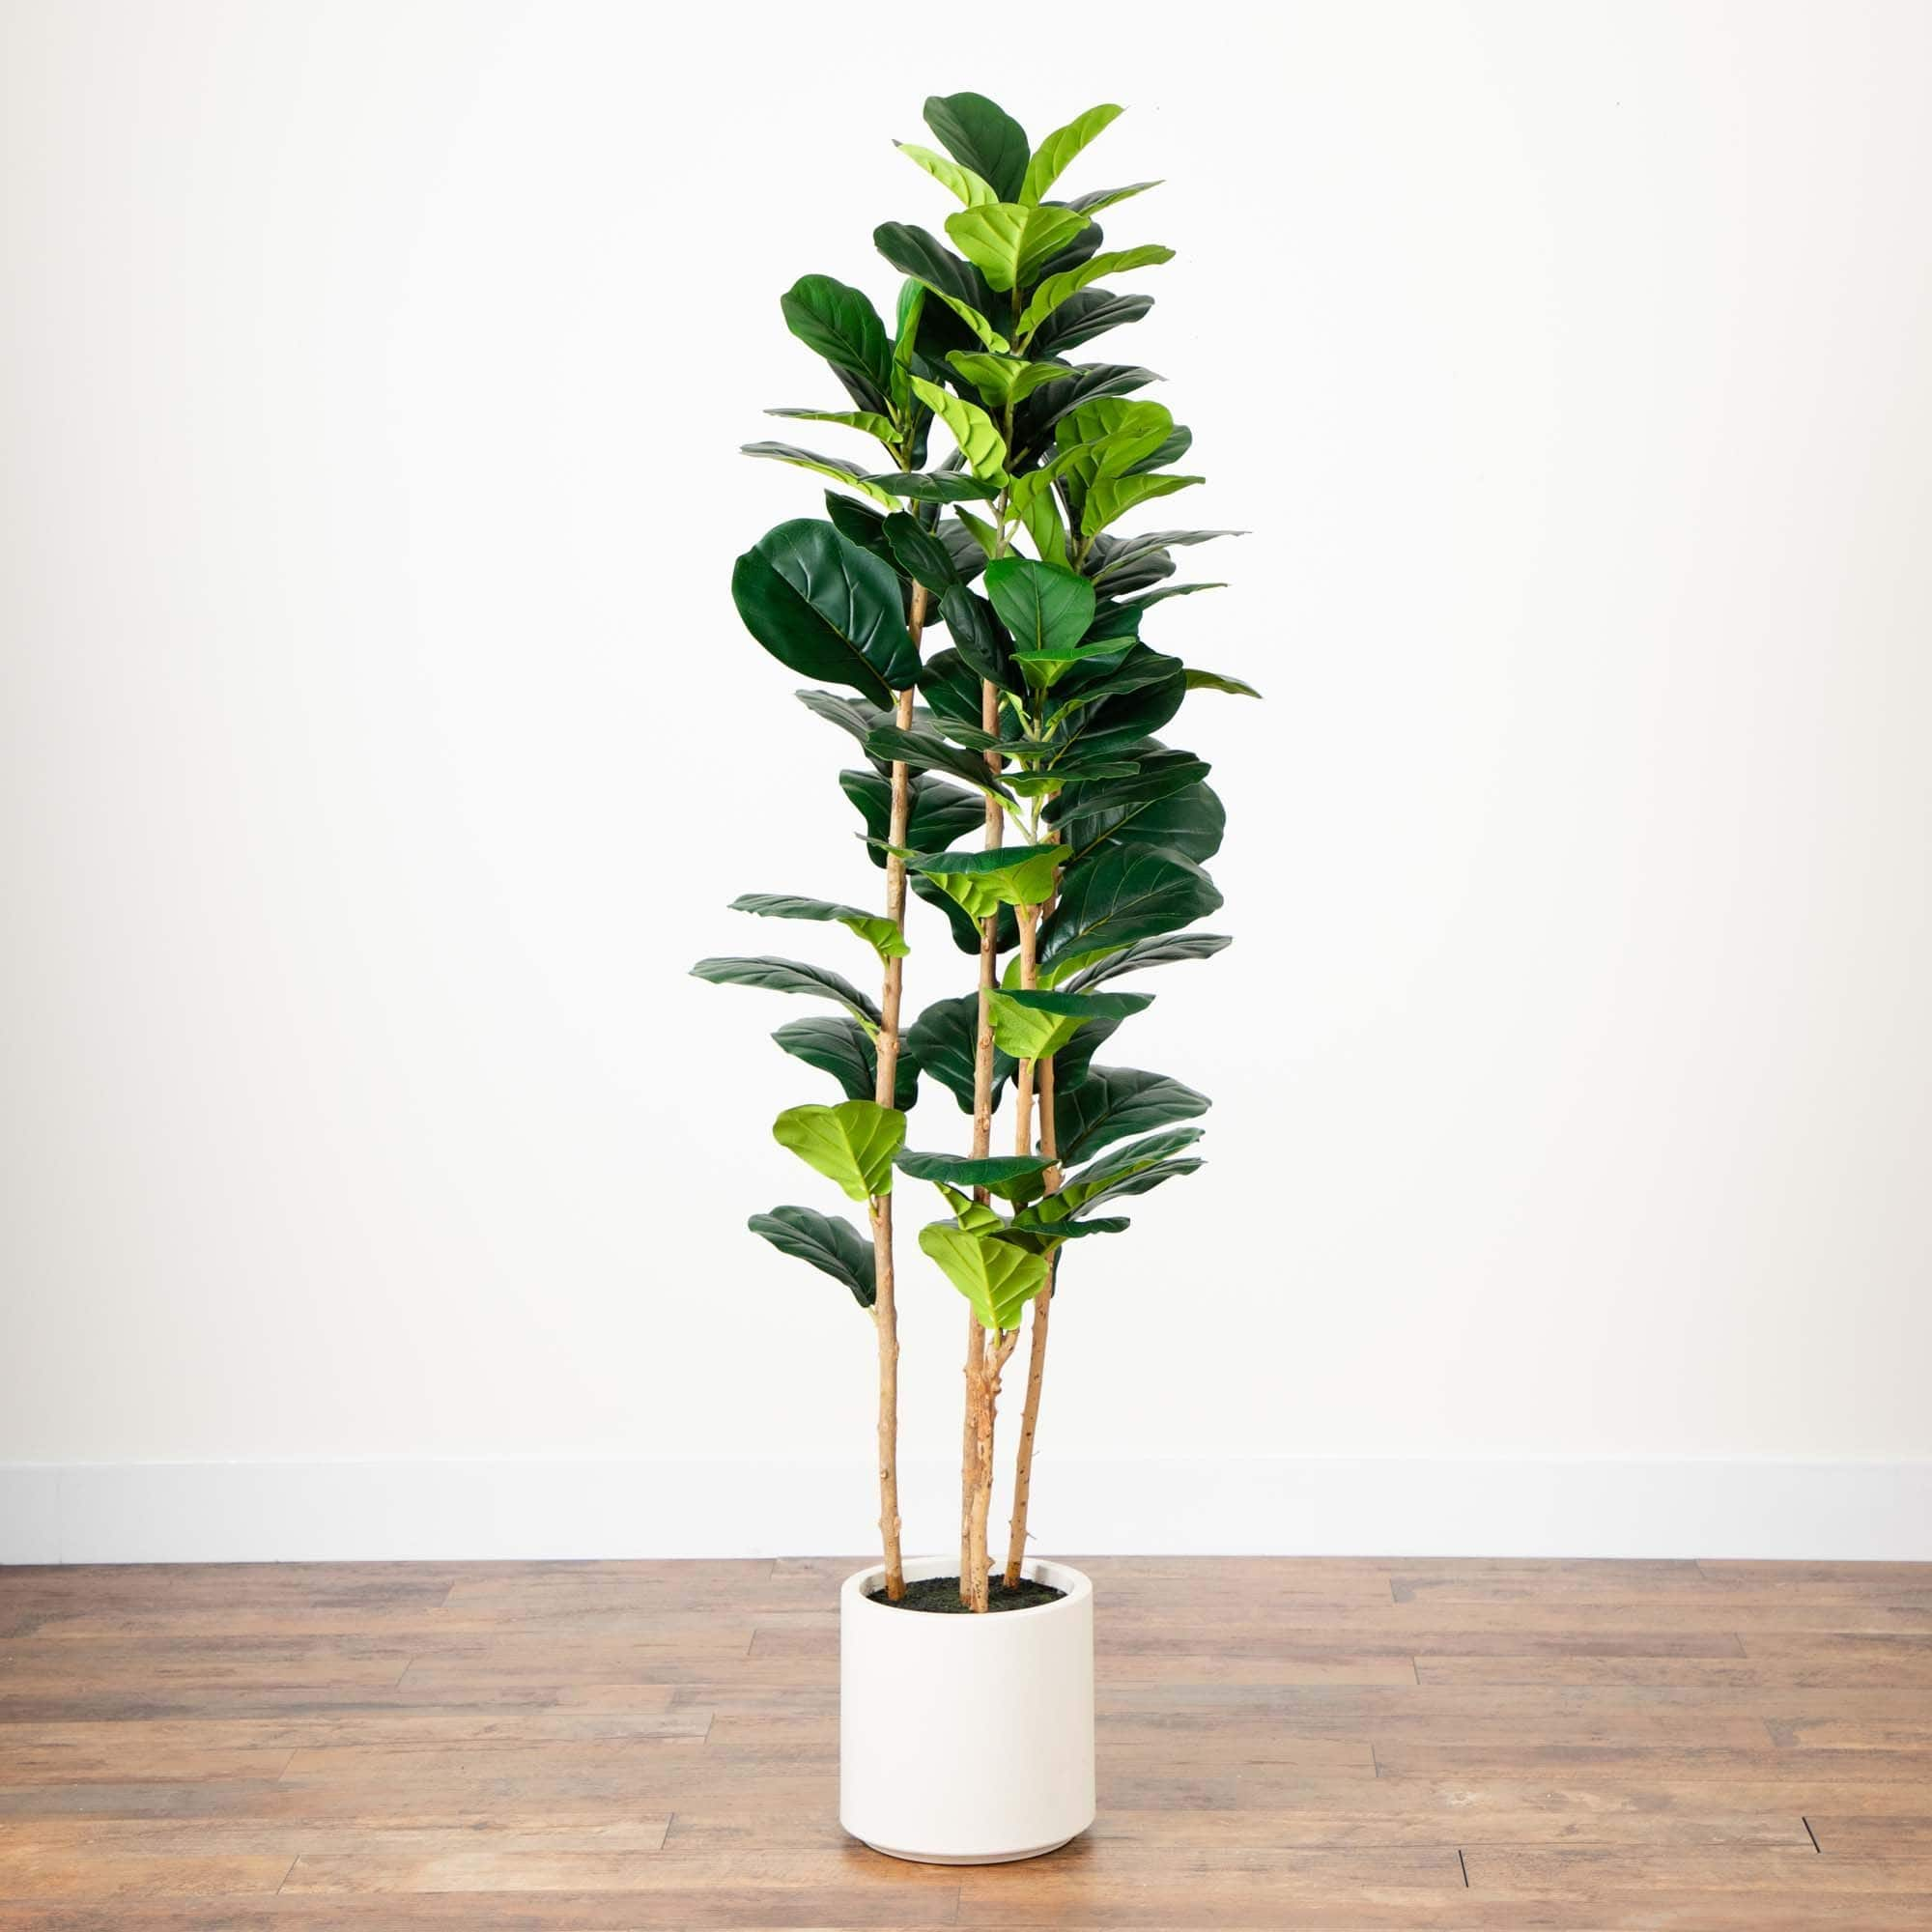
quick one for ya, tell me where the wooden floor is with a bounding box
[1,1558,1930,1927]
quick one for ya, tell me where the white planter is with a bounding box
[839,1554,1095,1864]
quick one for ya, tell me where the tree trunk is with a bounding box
[866,583,927,1605]
[959,668,1006,1608]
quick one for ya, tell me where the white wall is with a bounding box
[4,0,1930,1561]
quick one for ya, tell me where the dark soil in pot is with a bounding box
[867,1575,1066,1614]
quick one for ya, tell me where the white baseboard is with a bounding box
[2,1454,1928,1565]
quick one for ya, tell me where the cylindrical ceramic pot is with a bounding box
[839,1554,1094,1864]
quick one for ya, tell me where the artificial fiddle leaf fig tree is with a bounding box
[694,90,1250,1612]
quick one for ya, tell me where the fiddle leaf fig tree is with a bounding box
[694,91,1249,1611]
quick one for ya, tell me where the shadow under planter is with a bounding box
[839,1555,1095,1864]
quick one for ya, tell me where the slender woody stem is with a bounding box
[1005,847,1062,1587]
[866,582,927,1604]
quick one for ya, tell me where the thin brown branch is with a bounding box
[866,582,927,1604]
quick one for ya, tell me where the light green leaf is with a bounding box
[1007,469,1069,566]
[1011,639,1133,695]
[897,1151,1051,1200]
[1185,668,1264,697]
[1021,103,1123,205]
[946,352,1077,410]
[766,408,898,443]
[1051,1066,1210,1165]
[741,442,897,510]
[1016,245,1176,344]
[919,1219,1050,1329]
[907,842,1062,918]
[945,203,1092,294]
[1055,398,1177,484]
[1083,470,1205,537]
[923,92,1030,204]
[749,1206,876,1309]
[691,953,882,1028]
[729,893,908,963]
[982,555,1095,657]
[909,376,1008,482]
[895,140,997,208]
[773,1098,905,1203]
[986,987,1152,1062]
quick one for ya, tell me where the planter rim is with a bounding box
[841,1555,1092,1625]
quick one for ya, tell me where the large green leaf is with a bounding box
[898,1151,1051,1199]
[909,376,1008,482]
[911,871,1019,957]
[749,1206,876,1309]
[780,275,895,412]
[840,767,985,867]
[919,1219,1049,1329]
[1052,1066,1209,1165]
[882,513,961,597]
[937,585,1017,691]
[823,490,895,564]
[1083,469,1204,537]
[1050,752,1211,827]
[729,892,908,963]
[773,1098,905,1203]
[772,1014,918,1110]
[1063,930,1233,992]
[1021,103,1123,205]
[1011,363,1160,458]
[982,556,1095,659]
[905,991,1015,1112]
[895,140,997,207]
[907,842,1061,919]
[923,91,1030,204]
[1027,289,1154,358]
[1005,468,1070,566]
[866,720,1015,800]
[690,954,881,1028]
[1037,845,1223,982]
[866,469,1002,504]
[945,203,1091,294]
[1055,398,1178,487]
[986,987,1151,1062]
[1058,777,1227,866]
[1017,246,1175,344]
[731,520,919,704]
[946,352,1077,411]
[796,688,893,760]
[741,441,898,510]
[872,223,1006,350]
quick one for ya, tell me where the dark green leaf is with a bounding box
[1038,845,1223,982]
[906,992,1015,1112]
[823,490,894,562]
[865,469,1002,504]
[1185,668,1264,697]
[1059,777,1227,866]
[741,441,897,510]
[840,768,984,867]
[937,585,1017,691]
[1063,181,1161,214]
[873,222,1001,329]
[780,275,894,412]
[866,721,1015,800]
[732,519,919,704]
[898,1150,1050,1199]
[1011,363,1161,460]
[749,1206,877,1308]
[729,892,907,962]
[1053,1065,1210,1165]
[797,687,892,758]
[1028,290,1154,358]
[883,513,961,596]
[923,91,1030,204]
[772,1014,917,1110]
[690,954,881,1027]
[1064,931,1233,991]
[1050,751,1211,825]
